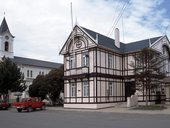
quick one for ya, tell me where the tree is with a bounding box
[0,57,26,101]
[46,65,64,105]
[28,65,64,105]
[130,48,166,106]
[28,75,48,100]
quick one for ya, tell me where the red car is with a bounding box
[13,97,46,112]
[0,100,9,110]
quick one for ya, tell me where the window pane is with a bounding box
[70,83,76,97]
[5,42,9,51]
[108,82,113,96]
[70,56,75,69]
[27,70,29,77]
[30,70,33,77]
[82,53,89,67]
[83,81,89,97]
[108,54,112,68]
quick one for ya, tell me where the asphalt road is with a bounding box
[0,109,170,128]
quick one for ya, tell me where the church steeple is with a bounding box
[0,17,14,37]
[0,17,14,59]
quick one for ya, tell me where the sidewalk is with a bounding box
[47,105,170,115]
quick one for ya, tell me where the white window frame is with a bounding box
[83,81,89,97]
[70,83,76,97]
[70,56,75,69]
[82,53,89,67]
[108,82,113,96]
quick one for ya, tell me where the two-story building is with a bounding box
[0,17,62,100]
[60,25,170,109]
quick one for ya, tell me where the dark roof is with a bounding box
[81,27,124,52]
[124,36,162,52]
[0,17,14,37]
[11,56,62,69]
[81,26,162,53]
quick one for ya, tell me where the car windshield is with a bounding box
[21,98,32,102]
[21,98,28,102]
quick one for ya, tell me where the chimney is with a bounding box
[115,28,120,48]
[96,34,98,43]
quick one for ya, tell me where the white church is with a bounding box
[0,17,62,100]
[60,25,170,109]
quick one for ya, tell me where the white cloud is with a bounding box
[0,0,169,63]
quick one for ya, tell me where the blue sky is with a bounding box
[162,0,170,18]
[0,0,170,63]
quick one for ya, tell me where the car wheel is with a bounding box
[41,105,46,110]
[17,108,22,112]
[27,106,33,112]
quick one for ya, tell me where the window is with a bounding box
[23,73,25,77]
[4,42,9,51]
[70,83,76,97]
[83,81,89,97]
[27,70,29,77]
[30,70,33,77]
[108,54,112,68]
[82,53,89,67]
[108,82,113,96]
[39,72,41,75]
[69,56,75,69]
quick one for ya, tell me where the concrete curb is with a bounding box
[46,106,170,115]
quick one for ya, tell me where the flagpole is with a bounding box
[70,2,73,29]
[71,2,75,49]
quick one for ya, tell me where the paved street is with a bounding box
[1,108,170,128]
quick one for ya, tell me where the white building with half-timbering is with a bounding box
[0,17,62,101]
[60,25,170,109]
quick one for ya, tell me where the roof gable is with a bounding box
[60,25,97,55]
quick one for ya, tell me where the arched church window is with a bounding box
[5,42,9,51]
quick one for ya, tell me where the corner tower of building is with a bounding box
[0,17,14,59]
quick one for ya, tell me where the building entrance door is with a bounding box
[125,81,135,101]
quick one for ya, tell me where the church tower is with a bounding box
[0,17,14,59]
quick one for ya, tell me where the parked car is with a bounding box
[13,97,46,112]
[0,100,9,110]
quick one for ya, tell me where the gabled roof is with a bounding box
[11,56,62,69]
[124,36,162,52]
[81,26,162,53]
[81,27,124,52]
[0,17,14,37]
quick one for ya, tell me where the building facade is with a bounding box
[0,17,62,100]
[60,25,170,109]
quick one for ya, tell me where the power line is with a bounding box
[108,0,131,36]
[107,2,122,35]
[163,20,170,35]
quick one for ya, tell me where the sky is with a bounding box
[0,0,170,63]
